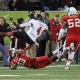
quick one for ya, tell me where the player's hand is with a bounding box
[0,32,6,36]
[24,47,28,51]
[49,31,52,36]
[6,32,13,37]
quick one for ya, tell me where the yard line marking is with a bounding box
[0,64,80,69]
[0,74,80,77]
[28,74,48,76]
[0,65,80,70]
[27,74,80,76]
[46,65,80,67]
[0,75,21,76]
[0,79,80,80]
[1,69,80,72]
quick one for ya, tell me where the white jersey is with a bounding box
[20,19,48,42]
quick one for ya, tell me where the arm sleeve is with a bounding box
[20,23,31,27]
[58,28,66,40]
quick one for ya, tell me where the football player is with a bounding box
[7,43,74,70]
[6,14,52,50]
[8,47,63,70]
[61,7,80,69]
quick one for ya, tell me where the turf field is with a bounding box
[0,61,80,80]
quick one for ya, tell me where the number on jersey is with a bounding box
[37,27,42,35]
[68,18,80,28]
[18,58,26,66]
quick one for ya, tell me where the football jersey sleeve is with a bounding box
[42,23,48,30]
[78,14,80,19]
[62,16,67,24]
[58,28,66,40]
[20,23,31,27]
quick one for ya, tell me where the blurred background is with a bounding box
[0,0,80,11]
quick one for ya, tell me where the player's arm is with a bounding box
[14,44,33,54]
[62,22,66,29]
[9,59,18,70]
[61,16,67,29]
[24,44,33,50]
[58,28,66,41]
[20,23,33,28]
[44,29,52,36]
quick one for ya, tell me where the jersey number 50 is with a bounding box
[68,18,80,28]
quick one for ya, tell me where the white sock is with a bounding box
[66,60,71,66]
[57,52,63,58]
[52,49,59,55]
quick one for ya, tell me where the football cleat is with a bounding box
[65,65,70,70]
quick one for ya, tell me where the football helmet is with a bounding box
[68,7,77,16]
[36,14,42,20]
[9,61,17,70]
[7,48,16,62]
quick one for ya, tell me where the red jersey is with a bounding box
[9,54,52,69]
[11,54,31,68]
[62,14,80,36]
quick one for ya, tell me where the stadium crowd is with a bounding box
[0,0,80,11]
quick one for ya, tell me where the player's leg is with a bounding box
[36,58,53,68]
[47,45,63,58]
[6,31,26,39]
[36,52,63,69]
[64,35,79,69]
[65,43,79,70]
[65,51,75,69]
[7,31,34,44]
[36,56,49,62]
